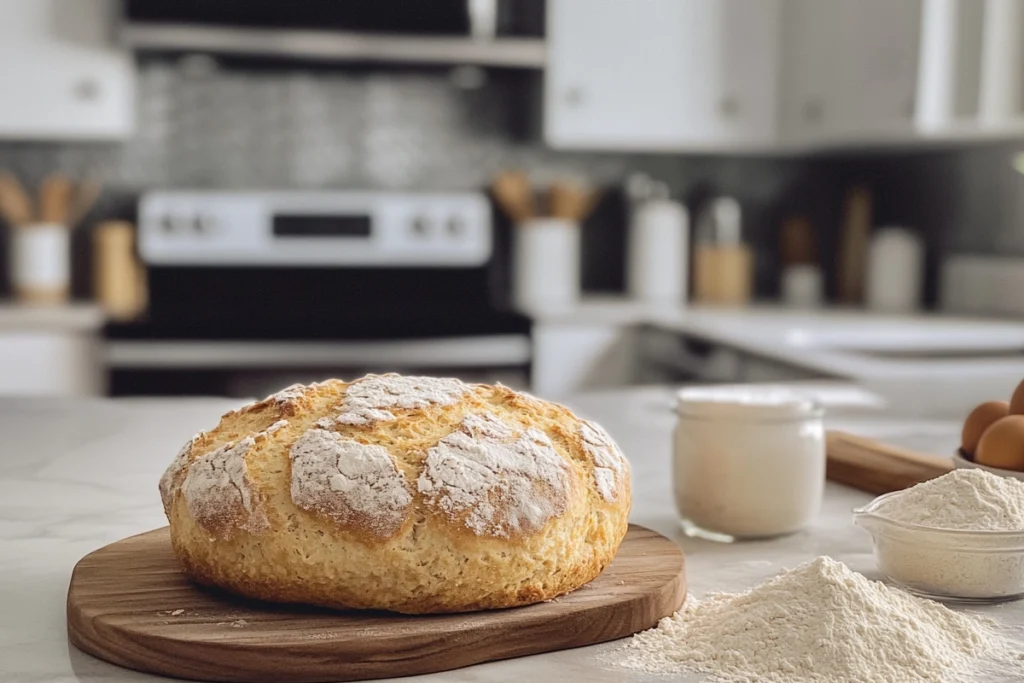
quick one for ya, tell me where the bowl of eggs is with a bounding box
[956,380,1024,481]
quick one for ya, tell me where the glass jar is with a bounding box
[674,386,825,541]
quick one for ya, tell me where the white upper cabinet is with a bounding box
[544,0,781,151]
[0,0,134,140]
[780,0,921,145]
[545,0,924,151]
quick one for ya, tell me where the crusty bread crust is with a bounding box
[161,375,631,614]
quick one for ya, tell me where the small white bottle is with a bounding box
[781,265,824,309]
[865,227,924,313]
[627,198,689,305]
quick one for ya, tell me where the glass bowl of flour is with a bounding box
[854,470,1024,603]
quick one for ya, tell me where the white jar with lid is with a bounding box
[673,386,825,540]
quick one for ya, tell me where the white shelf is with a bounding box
[121,24,547,69]
[794,120,1024,154]
[916,118,1024,143]
[545,120,1024,156]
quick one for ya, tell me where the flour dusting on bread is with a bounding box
[159,434,200,516]
[290,428,412,537]
[335,374,468,425]
[265,419,290,435]
[580,420,628,502]
[234,383,308,414]
[417,412,570,537]
[182,436,269,539]
[271,384,306,402]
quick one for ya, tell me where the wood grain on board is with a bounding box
[67,524,687,683]
[826,430,954,494]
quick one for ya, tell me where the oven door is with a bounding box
[104,265,532,396]
[105,336,532,397]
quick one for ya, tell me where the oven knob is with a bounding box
[447,216,466,237]
[168,215,192,234]
[195,214,218,234]
[412,216,430,236]
[160,215,176,234]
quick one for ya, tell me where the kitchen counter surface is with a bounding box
[527,297,1024,413]
[0,303,104,332]
[644,304,1024,377]
[531,297,1024,374]
[2,388,1021,682]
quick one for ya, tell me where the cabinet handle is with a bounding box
[802,100,824,124]
[719,96,740,118]
[564,86,584,107]
[73,78,101,102]
[903,95,915,119]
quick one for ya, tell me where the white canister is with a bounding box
[865,227,924,313]
[512,218,580,314]
[780,264,824,309]
[10,223,71,303]
[627,199,688,304]
[673,386,825,540]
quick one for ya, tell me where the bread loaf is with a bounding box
[159,374,631,613]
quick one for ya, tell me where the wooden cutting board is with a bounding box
[826,430,954,494]
[67,525,686,683]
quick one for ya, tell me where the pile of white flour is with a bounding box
[875,468,1024,530]
[616,556,1022,682]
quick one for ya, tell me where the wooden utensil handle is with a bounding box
[826,430,954,494]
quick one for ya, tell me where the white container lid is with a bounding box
[675,385,823,420]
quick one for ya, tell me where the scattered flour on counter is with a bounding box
[875,468,1024,531]
[615,556,1023,683]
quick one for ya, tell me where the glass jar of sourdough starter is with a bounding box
[674,386,826,541]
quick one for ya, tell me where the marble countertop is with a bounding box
[525,297,1024,361]
[2,388,1022,682]
[528,297,1024,415]
[643,305,1024,379]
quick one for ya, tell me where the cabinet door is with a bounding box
[778,0,841,143]
[780,0,921,144]
[544,0,780,151]
[831,0,921,138]
[0,0,134,139]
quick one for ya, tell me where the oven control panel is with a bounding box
[138,191,492,267]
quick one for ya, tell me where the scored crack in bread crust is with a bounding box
[160,374,632,614]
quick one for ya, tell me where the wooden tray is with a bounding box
[67,525,686,683]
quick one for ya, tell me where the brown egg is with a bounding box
[962,400,1010,456]
[1011,379,1024,414]
[976,415,1024,471]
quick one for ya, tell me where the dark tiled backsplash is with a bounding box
[1,60,1023,304]
[0,61,801,193]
